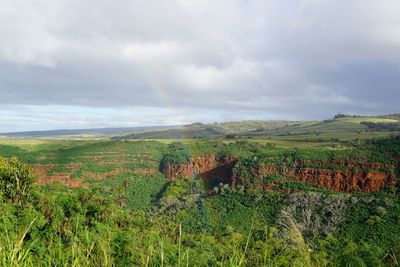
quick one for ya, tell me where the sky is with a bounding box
[1,0,400,132]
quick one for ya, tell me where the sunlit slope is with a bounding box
[116,121,310,139]
[116,115,399,140]
[251,116,400,140]
[2,115,398,140]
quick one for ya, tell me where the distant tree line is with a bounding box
[333,113,360,119]
[361,121,400,132]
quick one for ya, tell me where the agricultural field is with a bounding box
[109,115,400,141]
[0,140,167,190]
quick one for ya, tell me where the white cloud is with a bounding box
[175,59,259,91]
[0,0,399,131]
[121,41,181,63]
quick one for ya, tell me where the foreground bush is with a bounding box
[0,157,36,203]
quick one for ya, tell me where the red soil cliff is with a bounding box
[163,156,397,193]
[246,166,394,192]
[163,156,237,181]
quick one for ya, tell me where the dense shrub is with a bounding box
[0,156,36,203]
[159,142,190,171]
[361,121,400,131]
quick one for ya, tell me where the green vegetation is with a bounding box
[159,142,191,170]
[115,124,223,140]
[0,117,399,266]
[0,157,36,203]
[2,114,399,143]
[231,137,400,192]
[362,121,400,131]
[119,173,167,212]
[111,115,400,142]
[212,120,305,134]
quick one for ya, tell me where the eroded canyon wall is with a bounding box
[163,155,398,193]
[163,155,236,182]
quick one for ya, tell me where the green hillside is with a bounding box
[114,115,400,142]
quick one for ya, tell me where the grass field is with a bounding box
[0,140,168,193]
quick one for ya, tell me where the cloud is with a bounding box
[0,0,399,131]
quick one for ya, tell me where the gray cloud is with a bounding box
[0,0,399,131]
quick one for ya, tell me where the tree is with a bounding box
[334,113,348,119]
[159,142,190,171]
[0,157,36,203]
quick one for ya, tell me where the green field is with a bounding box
[108,115,400,142]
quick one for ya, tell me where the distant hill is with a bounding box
[0,125,181,138]
[113,124,223,139]
[2,114,399,140]
[115,120,309,139]
[212,120,303,134]
[115,115,400,140]
[243,115,400,139]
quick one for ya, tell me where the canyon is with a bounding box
[163,156,398,192]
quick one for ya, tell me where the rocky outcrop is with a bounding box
[248,166,394,192]
[163,156,237,181]
[163,155,397,193]
[163,164,194,180]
